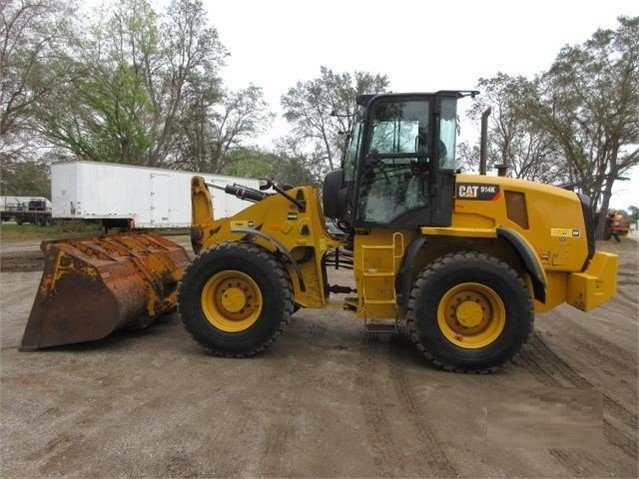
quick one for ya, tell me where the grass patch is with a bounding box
[143,227,190,236]
[0,221,190,241]
[0,220,102,240]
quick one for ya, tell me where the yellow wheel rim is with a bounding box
[200,270,262,332]
[437,283,506,349]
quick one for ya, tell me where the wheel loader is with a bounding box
[21,90,618,373]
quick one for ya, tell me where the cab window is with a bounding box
[439,97,457,170]
[357,100,430,224]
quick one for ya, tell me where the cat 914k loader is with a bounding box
[21,91,617,372]
[178,90,618,373]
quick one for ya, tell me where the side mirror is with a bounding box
[322,169,348,219]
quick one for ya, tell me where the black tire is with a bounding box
[178,241,294,356]
[407,251,533,373]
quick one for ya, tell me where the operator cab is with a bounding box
[323,91,476,230]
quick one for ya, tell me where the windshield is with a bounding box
[369,101,429,157]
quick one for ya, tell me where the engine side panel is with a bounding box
[450,175,591,271]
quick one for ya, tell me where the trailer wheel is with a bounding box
[407,251,533,373]
[178,242,294,357]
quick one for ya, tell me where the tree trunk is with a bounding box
[595,175,616,240]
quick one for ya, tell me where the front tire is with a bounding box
[178,242,294,356]
[407,251,533,373]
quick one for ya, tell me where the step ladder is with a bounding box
[360,232,404,334]
[363,318,399,334]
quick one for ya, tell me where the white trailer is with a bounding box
[51,161,260,229]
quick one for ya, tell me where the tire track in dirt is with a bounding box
[308,318,327,342]
[545,449,605,478]
[357,335,407,478]
[615,288,639,306]
[526,334,637,428]
[387,336,459,478]
[518,347,602,478]
[617,269,638,285]
[551,310,638,377]
[258,318,327,477]
[197,405,251,478]
[601,293,637,313]
[357,371,405,477]
[259,405,297,477]
[521,334,637,464]
[0,252,44,272]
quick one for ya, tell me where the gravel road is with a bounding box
[0,233,637,478]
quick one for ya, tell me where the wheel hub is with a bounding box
[437,283,506,349]
[201,271,262,332]
[455,300,484,328]
[221,287,247,313]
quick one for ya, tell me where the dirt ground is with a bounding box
[0,233,637,478]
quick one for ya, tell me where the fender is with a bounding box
[497,227,547,303]
[396,236,428,310]
[231,227,306,292]
[395,228,547,309]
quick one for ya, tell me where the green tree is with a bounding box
[0,158,50,197]
[468,73,565,183]
[525,16,639,238]
[456,141,481,173]
[34,0,228,167]
[224,146,316,187]
[1,0,73,143]
[174,85,273,173]
[281,66,389,177]
[1,0,74,196]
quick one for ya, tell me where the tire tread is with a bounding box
[406,251,533,373]
[178,241,294,357]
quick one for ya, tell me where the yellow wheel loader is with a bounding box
[178,91,618,373]
[21,90,617,373]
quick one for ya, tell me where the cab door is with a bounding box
[353,93,458,229]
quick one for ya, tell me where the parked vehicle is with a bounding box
[51,161,259,230]
[611,212,630,236]
[0,196,52,226]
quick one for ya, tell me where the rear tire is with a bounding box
[178,242,294,356]
[407,251,533,373]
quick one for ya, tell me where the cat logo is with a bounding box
[458,185,479,198]
[457,183,500,201]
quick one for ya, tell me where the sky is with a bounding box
[88,0,639,209]
[198,0,638,208]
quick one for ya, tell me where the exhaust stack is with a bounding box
[479,107,491,175]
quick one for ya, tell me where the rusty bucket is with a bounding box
[21,233,190,350]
